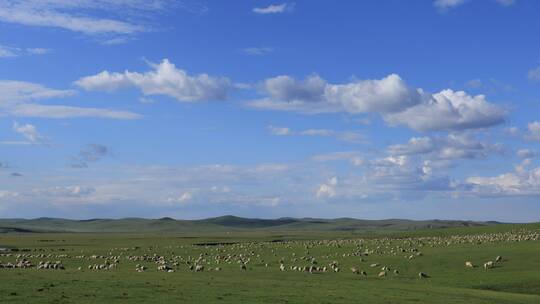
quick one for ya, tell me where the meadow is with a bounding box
[1,222,540,303]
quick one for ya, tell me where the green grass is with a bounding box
[1,224,539,303]
[0,216,502,233]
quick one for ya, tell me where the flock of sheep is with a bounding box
[0,229,537,281]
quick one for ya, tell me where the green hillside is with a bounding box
[0,215,504,233]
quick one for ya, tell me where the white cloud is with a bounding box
[495,0,515,6]
[387,134,503,160]
[251,74,505,132]
[300,129,334,136]
[0,80,141,119]
[70,144,110,168]
[253,3,294,14]
[316,176,337,198]
[75,59,232,102]
[241,47,274,55]
[525,121,540,141]
[465,79,483,89]
[311,151,364,166]
[388,137,435,156]
[12,122,46,143]
[0,190,19,199]
[32,186,96,198]
[252,74,421,114]
[517,149,536,159]
[505,126,519,136]
[466,163,540,197]
[268,125,292,136]
[26,48,51,55]
[0,45,52,58]
[268,125,366,144]
[0,80,75,103]
[384,89,506,131]
[167,192,193,204]
[0,45,16,58]
[0,0,174,35]
[9,103,141,120]
[211,186,231,193]
[434,0,467,10]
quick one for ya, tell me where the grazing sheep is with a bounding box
[483,261,494,269]
[418,272,429,279]
[495,256,502,263]
[465,261,474,268]
[378,271,386,278]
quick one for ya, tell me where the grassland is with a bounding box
[1,221,539,303]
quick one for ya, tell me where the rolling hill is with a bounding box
[0,215,502,233]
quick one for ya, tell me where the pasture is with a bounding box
[1,224,540,303]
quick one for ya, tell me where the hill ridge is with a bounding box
[0,216,505,233]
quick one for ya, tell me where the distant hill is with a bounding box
[0,215,502,233]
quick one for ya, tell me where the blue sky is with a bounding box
[1,0,540,221]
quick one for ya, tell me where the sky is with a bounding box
[1,0,540,221]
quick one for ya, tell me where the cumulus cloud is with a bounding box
[384,90,506,131]
[252,74,421,114]
[251,74,505,131]
[12,122,47,143]
[75,59,232,102]
[166,192,193,204]
[362,155,454,194]
[315,154,455,203]
[0,80,141,119]
[387,134,503,160]
[465,162,540,197]
[253,3,294,14]
[70,144,110,168]
[525,121,540,141]
[316,176,337,198]
[268,125,366,144]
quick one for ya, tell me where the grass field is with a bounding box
[1,224,540,303]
